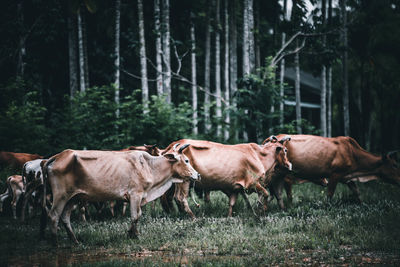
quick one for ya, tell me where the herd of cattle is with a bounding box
[0,134,399,246]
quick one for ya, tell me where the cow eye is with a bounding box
[185,159,189,163]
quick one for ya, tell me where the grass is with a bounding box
[0,166,400,265]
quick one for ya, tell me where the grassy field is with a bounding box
[0,169,400,266]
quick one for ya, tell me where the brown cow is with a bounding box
[270,134,400,203]
[161,139,292,218]
[0,151,43,170]
[0,175,25,219]
[40,145,199,245]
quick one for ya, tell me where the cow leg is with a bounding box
[60,199,79,244]
[174,182,195,219]
[269,181,285,210]
[48,196,69,246]
[11,190,22,220]
[109,201,116,217]
[79,202,87,222]
[161,185,175,213]
[0,190,9,213]
[128,194,143,239]
[204,190,211,203]
[239,191,257,216]
[21,185,37,222]
[327,177,339,201]
[227,193,237,217]
[284,180,293,204]
[122,202,128,216]
[346,181,361,204]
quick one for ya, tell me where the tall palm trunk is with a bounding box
[16,1,25,78]
[154,0,163,96]
[320,0,327,137]
[279,0,288,127]
[242,0,249,76]
[138,0,149,110]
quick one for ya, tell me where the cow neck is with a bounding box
[148,156,176,186]
[352,148,382,173]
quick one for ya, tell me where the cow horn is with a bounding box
[279,135,291,144]
[178,144,190,153]
[173,143,180,152]
[262,135,278,145]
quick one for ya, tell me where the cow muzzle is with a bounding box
[191,172,201,181]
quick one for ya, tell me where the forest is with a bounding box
[1,0,399,155]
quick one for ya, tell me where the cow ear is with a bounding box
[275,146,282,154]
[163,153,178,162]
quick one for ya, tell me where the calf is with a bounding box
[0,175,24,219]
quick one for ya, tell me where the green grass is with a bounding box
[0,169,400,265]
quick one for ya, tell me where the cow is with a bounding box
[0,151,43,170]
[40,144,199,245]
[269,134,400,203]
[160,138,292,218]
[21,159,47,222]
[0,175,24,219]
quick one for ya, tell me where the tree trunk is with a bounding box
[215,0,222,137]
[114,0,121,116]
[82,12,89,89]
[229,0,238,140]
[254,0,260,70]
[77,9,85,92]
[327,66,332,137]
[320,0,327,137]
[327,0,333,137]
[190,16,198,135]
[247,0,255,74]
[16,1,25,78]
[279,0,288,127]
[162,0,171,103]
[242,0,249,76]
[204,2,212,133]
[224,0,230,141]
[154,0,163,96]
[68,10,78,98]
[138,0,149,110]
[295,40,302,134]
[341,0,350,136]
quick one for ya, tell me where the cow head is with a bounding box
[263,135,292,171]
[163,144,200,181]
[379,151,400,186]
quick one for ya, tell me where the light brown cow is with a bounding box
[0,151,43,170]
[40,145,199,245]
[271,134,400,202]
[161,139,292,218]
[0,175,24,219]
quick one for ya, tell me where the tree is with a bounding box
[138,0,149,110]
[341,0,350,136]
[320,0,327,137]
[77,8,85,92]
[229,0,238,140]
[190,13,198,135]
[279,0,288,127]
[154,0,163,96]
[162,0,171,103]
[327,0,333,137]
[114,0,121,116]
[223,0,230,140]
[295,39,302,134]
[215,0,222,137]
[204,1,212,133]
[68,7,78,98]
[16,1,25,78]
